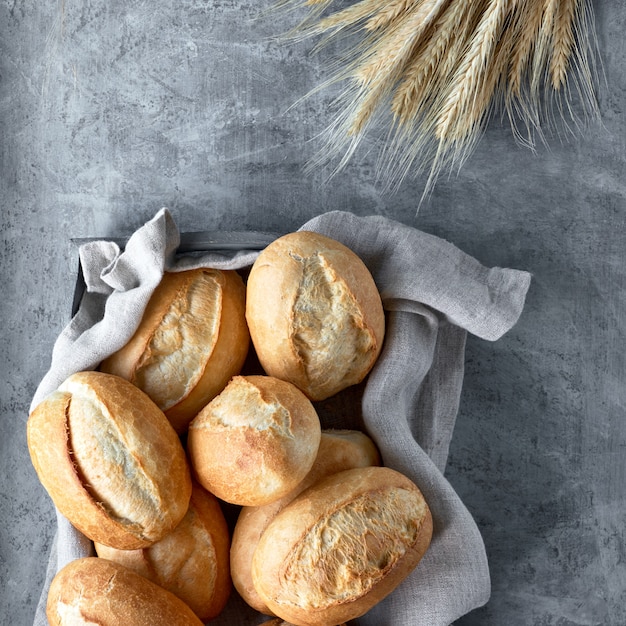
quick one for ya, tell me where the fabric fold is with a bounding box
[301,211,531,341]
[31,209,530,626]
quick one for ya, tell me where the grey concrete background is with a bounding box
[1,0,624,624]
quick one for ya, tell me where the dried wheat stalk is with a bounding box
[279,0,600,198]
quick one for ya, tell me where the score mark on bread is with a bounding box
[252,466,433,626]
[27,371,192,550]
[132,270,222,410]
[281,486,427,605]
[101,268,250,433]
[291,251,379,399]
[246,231,385,402]
[188,375,322,506]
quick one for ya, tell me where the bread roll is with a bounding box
[27,371,191,550]
[187,375,321,506]
[100,268,250,433]
[231,429,381,614]
[46,557,204,625]
[95,482,231,621]
[245,231,385,401]
[252,466,433,626]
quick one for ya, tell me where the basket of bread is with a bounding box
[28,209,531,625]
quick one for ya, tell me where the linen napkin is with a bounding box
[31,208,531,626]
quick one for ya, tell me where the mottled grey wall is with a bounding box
[2,0,624,624]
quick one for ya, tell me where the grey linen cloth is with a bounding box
[31,208,531,626]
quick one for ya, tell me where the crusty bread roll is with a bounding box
[188,375,321,506]
[245,231,385,401]
[46,557,204,625]
[231,429,381,614]
[252,466,433,626]
[100,268,250,433]
[27,371,191,550]
[95,482,231,621]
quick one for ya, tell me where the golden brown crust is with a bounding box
[27,371,191,549]
[251,466,433,626]
[245,231,385,401]
[188,483,232,619]
[46,557,204,625]
[231,429,381,614]
[101,268,250,433]
[95,483,231,621]
[27,390,144,549]
[187,375,322,506]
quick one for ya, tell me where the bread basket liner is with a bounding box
[31,208,532,626]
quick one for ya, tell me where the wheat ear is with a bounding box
[393,1,516,192]
[507,0,542,98]
[355,0,446,86]
[364,0,422,31]
[314,0,388,33]
[531,0,559,94]
[435,0,511,142]
[345,0,448,136]
[380,0,479,186]
[454,21,516,154]
[550,0,579,90]
[390,0,478,126]
[277,0,600,197]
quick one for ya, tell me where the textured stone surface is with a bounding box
[1,0,624,624]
